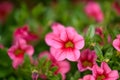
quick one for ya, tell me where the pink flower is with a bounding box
[45,23,84,61]
[113,34,120,52]
[78,75,95,80]
[0,1,13,24]
[0,44,4,49]
[8,38,34,69]
[14,25,38,42]
[113,2,120,15]
[92,62,119,80]
[85,2,104,22]
[95,27,104,38]
[38,51,70,80]
[77,49,97,72]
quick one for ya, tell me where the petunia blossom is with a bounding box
[14,25,38,42]
[112,34,120,52]
[92,62,119,80]
[85,2,104,22]
[78,75,95,80]
[0,1,13,24]
[77,49,97,72]
[38,51,70,80]
[45,23,84,61]
[8,38,34,69]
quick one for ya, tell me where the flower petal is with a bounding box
[51,23,65,35]
[50,47,66,61]
[74,34,84,49]
[112,39,120,51]
[45,33,63,48]
[57,60,70,74]
[66,49,80,61]
[107,70,119,79]
[101,62,111,74]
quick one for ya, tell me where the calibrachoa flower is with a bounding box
[14,25,38,42]
[85,2,104,22]
[92,62,119,80]
[0,1,13,24]
[8,38,34,69]
[45,23,84,61]
[78,75,95,80]
[38,51,70,80]
[77,49,97,72]
[113,34,120,52]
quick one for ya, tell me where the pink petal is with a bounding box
[80,49,89,60]
[15,38,26,46]
[112,39,120,51]
[50,47,66,61]
[8,45,18,60]
[24,45,34,56]
[117,34,120,39]
[51,23,65,35]
[60,31,68,41]
[12,58,23,69]
[108,70,119,79]
[66,49,80,61]
[38,51,51,59]
[45,33,63,48]
[92,65,104,77]
[74,34,84,49]
[83,75,95,80]
[66,27,76,40]
[101,62,111,74]
[57,60,70,74]
[77,62,86,72]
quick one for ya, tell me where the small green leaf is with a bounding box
[94,44,104,61]
[86,25,95,39]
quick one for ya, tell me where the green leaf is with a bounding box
[94,44,104,61]
[104,47,113,59]
[86,25,95,39]
[32,4,45,18]
[51,66,58,72]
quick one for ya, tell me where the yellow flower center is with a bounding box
[15,49,24,56]
[97,75,105,80]
[83,60,92,67]
[65,41,74,48]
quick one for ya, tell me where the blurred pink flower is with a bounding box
[0,1,13,24]
[77,49,97,72]
[85,2,104,22]
[95,27,104,38]
[92,62,119,80]
[45,23,84,61]
[38,51,70,80]
[8,38,34,69]
[113,34,120,52]
[0,44,4,49]
[78,75,95,80]
[113,2,120,15]
[107,35,112,43]
[14,25,38,42]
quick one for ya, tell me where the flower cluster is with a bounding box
[3,0,120,80]
[6,22,120,80]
